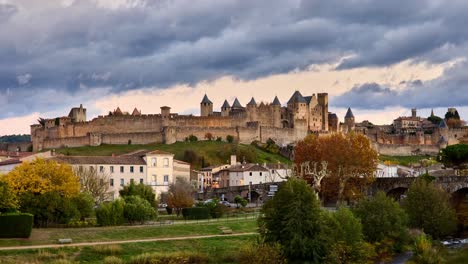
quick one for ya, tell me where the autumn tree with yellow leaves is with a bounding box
[2,158,80,197]
[295,133,378,206]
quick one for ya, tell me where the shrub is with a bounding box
[408,234,444,264]
[103,256,124,264]
[166,206,173,215]
[96,199,125,226]
[123,196,157,224]
[182,207,210,220]
[234,195,248,208]
[216,137,222,142]
[199,199,227,218]
[71,192,95,220]
[0,213,33,238]
[238,242,286,264]
[204,132,213,141]
[403,179,457,239]
[188,135,198,142]
[226,135,234,143]
[119,182,157,208]
[128,252,208,264]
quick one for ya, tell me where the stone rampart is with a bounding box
[373,143,440,155]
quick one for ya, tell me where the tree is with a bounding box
[440,144,468,168]
[403,179,457,239]
[204,132,213,141]
[259,178,324,262]
[226,135,234,143]
[167,177,195,216]
[95,199,126,226]
[0,181,18,213]
[119,182,157,208]
[74,167,113,204]
[234,195,248,208]
[353,192,409,253]
[3,159,80,198]
[295,133,378,206]
[427,115,442,125]
[123,196,156,224]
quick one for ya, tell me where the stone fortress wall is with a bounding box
[31,91,327,151]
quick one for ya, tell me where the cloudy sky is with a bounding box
[1,0,467,135]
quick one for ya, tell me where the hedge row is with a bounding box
[0,213,34,238]
[182,207,210,220]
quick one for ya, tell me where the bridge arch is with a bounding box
[386,187,409,201]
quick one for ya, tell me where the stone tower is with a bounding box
[272,96,282,128]
[200,94,213,117]
[287,91,308,127]
[411,108,417,118]
[344,107,355,133]
[68,104,87,123]
[246,97,257,122]
[317,93,329,131]
[221,100,231,117]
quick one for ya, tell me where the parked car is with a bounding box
[158,203,167,208]
[219,201,231,207]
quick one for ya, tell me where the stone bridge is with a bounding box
[198,176,468,203]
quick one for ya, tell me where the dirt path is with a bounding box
[0,232,256,251]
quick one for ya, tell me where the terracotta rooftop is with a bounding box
[228,164,269,172]
[52,155,146,165]
[0,159,22,166]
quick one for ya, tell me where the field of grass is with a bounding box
[378,154,436,166]
[54,141,291,169]
[0,219,257,248]
[0,235,257,264]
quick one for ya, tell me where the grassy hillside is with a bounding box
[54,141,291,169]
[378,154,436,166]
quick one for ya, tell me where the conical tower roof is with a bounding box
[272,96,281,106]
[345,108,354,119]
[131,108,141,116]
[287,91,307,104]
[247,97,257,106]
[438,119,448,128]
[232,98,243,108]
[221,100,231,109]
[201,94,213,104]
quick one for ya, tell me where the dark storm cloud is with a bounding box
[333,61,468,109]
[1,0,468,118]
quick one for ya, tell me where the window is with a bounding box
[151,158,156,167]
[163,158,169,167]
[249,172,252,176]
[152,175,157,185]
[99,166,104,173]
[120,179,124,186]
[164,175,169,183]
[89,166,94,172]
[140,178,144,184]
[130,166,134,173]
[139,166,144,173]
[110,179,114,187]
[271,170,275,174]
[260,172,263,176]
[110,166,114,173]
[120,166,124,173]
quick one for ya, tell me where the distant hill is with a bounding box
[54,141,291,169]
[0,134,31,143]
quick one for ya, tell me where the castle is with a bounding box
[31,91,337,151]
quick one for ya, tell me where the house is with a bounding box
[0,151,53,175]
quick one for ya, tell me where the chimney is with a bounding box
[230,155,237,166]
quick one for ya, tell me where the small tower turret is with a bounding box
[221,100,231,117]
[246,97,257,121]
[344,107,355,133]
[200,94,213,117]
[272,96,282,128]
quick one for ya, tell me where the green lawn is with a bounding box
[378,155,436,166]
[54,141,291,169]
[0,219,257,247]
[0,235,257,264]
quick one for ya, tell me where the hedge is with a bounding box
[182,207,210,220]
[0,213,33,238]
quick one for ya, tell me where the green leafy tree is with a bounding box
[320,208,372,264]
[71,192,95,220]
[234,195,248,208]
[167,177,195,216]
[259,178,324,262]
[353,192,409,252]
[95,199,126,226]
[427,115,442,125]
[0,181,18,213]
[226,135,234,143]
[119,182,157,208]
[403,179,457,239]
[440,144,468,167]
[123,196,157,224]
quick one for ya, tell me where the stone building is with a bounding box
[31,91,337,151]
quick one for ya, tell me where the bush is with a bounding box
[0,213,33,238]
[353,192,409,254]
[199,199,227,218]
[96,199,125,226]
[119,182,157,208]
[166,206,173,215]
[188,135,198,142]
[408,234,444,264]
[204,133,213,141]
[103,256,124,264]
[71,192,95,220]
[128,252,208,264]
[238,242,286,264]
[234,195,248,208]
[216,137,222,142]
[123,196,157,224]
[404,179,457,239]
[182,207,210,220]
[226,135,234,143]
